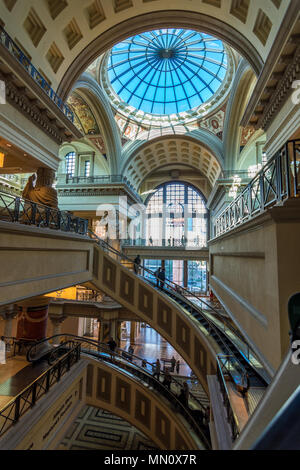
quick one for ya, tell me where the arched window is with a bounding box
[146,182,208,247]
[65,152,76,177]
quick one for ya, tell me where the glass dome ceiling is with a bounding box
[108,29,228,116]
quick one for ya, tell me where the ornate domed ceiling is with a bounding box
[107,29,228,115]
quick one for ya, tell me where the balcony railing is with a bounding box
[0,190,88,235]
[122,238,207,248]
[57,174,142,201]
[213,139,300,238]
[0,25,74,123]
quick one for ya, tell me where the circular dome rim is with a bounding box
[99,29,236,127]
[107,29,228,116]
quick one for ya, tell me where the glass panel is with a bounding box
[187,261,207,293]
[108,29,227,115]
[143,259,162,282]
[84,160,90,177]
[146,182,207,247]
[165,260,184,286]
[65,152,76,177]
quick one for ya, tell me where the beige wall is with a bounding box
[209,200,300,372]
[85,358,203,450]
[0,222,94,306]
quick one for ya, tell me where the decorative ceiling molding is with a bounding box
[57,9,264,100]
[240,3,300,129]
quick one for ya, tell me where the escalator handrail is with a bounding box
[26,334,211,449]
[89,230,237,332]
[26,334,206,411]
[88,230,261,382]
[88,230,255,354]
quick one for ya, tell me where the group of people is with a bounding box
[107,337,136,362]
[148,236,188,247]
[106,338,210,426]
[152,358,189,407]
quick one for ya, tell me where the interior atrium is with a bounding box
[0,0,299,453]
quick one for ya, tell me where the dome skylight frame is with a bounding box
[100,29,235,127]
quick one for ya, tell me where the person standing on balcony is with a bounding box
[133,255,141,274]
[149,236,153,246]
[171,355,176,372]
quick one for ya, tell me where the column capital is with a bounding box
[49,314,67,325]
[0,304,18,321]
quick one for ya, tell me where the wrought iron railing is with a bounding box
[216,355,241,441]
[0,342,80,438]
[1,336,39,359]
[0,190,88,234]
[218,170,252,180]
[213,139,300,238]
[121,237,207,248]
[0,25,74,123]
[57,174,142,201]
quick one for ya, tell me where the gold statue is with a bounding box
[22,168,58,208]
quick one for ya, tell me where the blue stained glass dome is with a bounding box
[108,29,228,115]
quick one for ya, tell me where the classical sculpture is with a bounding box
[22,167,58,208]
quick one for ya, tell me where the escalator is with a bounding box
[88,231,269,393]
[26,334,212,450]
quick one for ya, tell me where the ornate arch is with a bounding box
[72,74,123,174]
[57,10,264,100]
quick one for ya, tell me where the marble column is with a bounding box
[50,315,66,344]
[0,304,18,338]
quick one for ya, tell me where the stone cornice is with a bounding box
[0,39,83,143]
[1,72,67,145]
[57,185,140,204]
[240,2,300,130]
[257,45,300,130]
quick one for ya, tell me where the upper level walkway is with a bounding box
[211,139,300,239]
[122,243,209,261]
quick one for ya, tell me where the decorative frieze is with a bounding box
[1,71,67,144]
[258,45,300,130]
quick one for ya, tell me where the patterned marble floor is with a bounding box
[120,324,192,377]
[57,405,158,450]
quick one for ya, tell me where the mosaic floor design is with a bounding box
[57,405,158,450]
